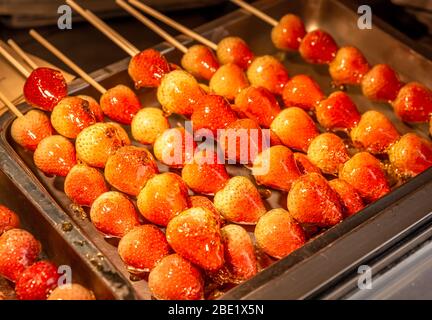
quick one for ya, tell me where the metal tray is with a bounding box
[0,0,432,300]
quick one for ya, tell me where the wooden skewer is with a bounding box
[116,0,188,54]
[66,0,139,57]
[29,29,107,95]
[128,0,218,51]
[230,0,278,27]
[0,91,24,118]
[7,39,38,70]
[0,45,31,78]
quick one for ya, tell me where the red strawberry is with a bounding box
[271,14,306,51]
[148,254,204,300]
[247,55,289,95]
[48,283,95,300]
[0,229,41,282]
[100,85,141,125]
[392,82,432,122]
[299,29,338,64]
[282,74,324,111]
[361,64,403,102]
[329,179,365,217]
[128,49,171,88]
[216,36,254,70]
[166,207,224,271]
[23,67,68,111]
[329,46,370,85]
[0,205,20,235]
[293,152,321,175]
[181,45,219,81]
[15,261,59,300]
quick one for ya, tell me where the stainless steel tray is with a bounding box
[1,0,432,300]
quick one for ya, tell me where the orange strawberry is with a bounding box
[210,63,249,101]
[216,36,254,70]
[0,205,20,235]
[131,108,170,145]
[299,29,338,64]
[392,82,432,122]
[100,85,141,125]
[271,14,306,51]
[329,46,370,85]
[181,45,219,81]
[48,284,95,300]
[282,74,324,111]
[361,64,403,102]
[189,195,221,225]
[329,179,364,217]
[293,152,321,175]
[77,95,104,122]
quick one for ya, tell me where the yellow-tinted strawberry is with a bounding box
[78,95,104,122]
[181,45,219,81]
[131,108,170,145]
[209,63,249,101]
[48,284,95,300]
[189,195,221,225]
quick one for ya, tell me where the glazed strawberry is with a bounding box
[90,191,140,238]
[214,176,266,224]
[34,135,76,177]
[392,82,432,122]
[388,133,432,178]
[329,46,370,85]
[288,173,343,227]
[220,224,257,282]
[299,29,338,64]
[181,45,220,81]
[153,127,196,168]
[246,55,289,95]
[75,122,131,168]
[104,146,159,196]
[219,118,269,164]
[252,145,301,192]
[351,110,400,154]
[157,70,205,116]
[294,153,321,175]
[118,225,171,272]
[191,94,238,135]
[131,108,170,145]
[11,110,53,151]
[64,164,108,207]
[100,84,141,125]
[255,208,306,259]
[233,86,281,128]
[210,63,249,101]
[329,179,364,217]
[0,205,20,235]
[48,284,95,300]
[128,48,171,88]
[216,36,254,70]
[137,173,189,227]
[316,91,361,131]
[15,261,59,300]
[23,67,68,111]
[307,133,350,175]
[339,152,390,203]
[282,75,324,111]
[270,107,319,152]
[361,64,403,102]
[189,195,221,225]
[167,207,224,271]
[78,95,104,122]
[51,96,98,138]
[148,254,204,300]
[0,229,41,282]
[182,149,229,195]
[271,14,306,51]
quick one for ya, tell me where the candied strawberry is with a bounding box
[294,152,321,175]
[0,229,41,282]
[392,82,432,122]
[252,145,301,192]
[216,36,254,70]
[350,110,400,154]
[316,91,361,131]
[282,74,324,111]
[329,179,365,217]
[361,64,403,102]
[148,254,204,300]
[104,146,159,196]
[11,110,53,151]
[288,173,343,227]
[271,14,306,51]
[131,108,170,145]
[182,149,229,195]
[128,49,171,88]
[270,107,319,152]
[100,85,141,125]
[329,46,370,85]
[388,133,432,178]
[118,225,171,272]
[166,207,224,271]
[23,67,67,111]
[189,195,221,225]
[181,45,219,81]
[299,29,338,64]
[34,135,76,177]
[307,133,350,175]
[64,164,108,207]
[15,261,59,300]
[246,55,289,95]
[191,94,238,135]
[255,208,306,259]
[137,173,190,227]
[233,86,281,128]
[210,63,249,101]
[48,284,95,300]
[339,152,390,203]
[214,176,266,224]
[0,205,20,235]
[77,95,104,122]
[90,191,140,238]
